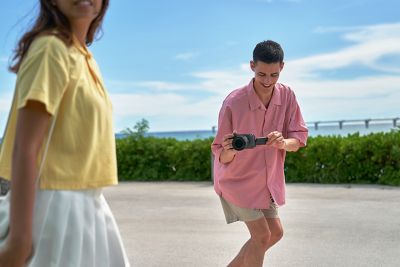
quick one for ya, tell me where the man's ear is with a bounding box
[250,60,256,72]
[280,61,285,71]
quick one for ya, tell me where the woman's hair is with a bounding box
[9,0,109,73]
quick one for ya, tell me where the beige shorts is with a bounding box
[219,196,279,224]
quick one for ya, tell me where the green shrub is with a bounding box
[285,130,400,186]
[116,135,213,181]
[116,130,400,185]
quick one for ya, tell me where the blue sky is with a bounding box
[1,0,399,133]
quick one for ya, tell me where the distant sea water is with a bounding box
[0,122,397,144]
[139,122,398,141]
[0,122,396,148]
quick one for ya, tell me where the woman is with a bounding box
[0,0,130,266]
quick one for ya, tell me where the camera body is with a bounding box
[231,133,256,151]
[231,133,268,151]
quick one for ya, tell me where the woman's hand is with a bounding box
[0,240,32,267]
[1,100,50,267]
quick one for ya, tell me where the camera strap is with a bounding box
[255,137,268,145]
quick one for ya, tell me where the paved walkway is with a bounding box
[105,182,400,267]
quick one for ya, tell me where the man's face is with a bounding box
[250,60,284,92]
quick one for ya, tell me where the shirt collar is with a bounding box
[72,35,102,87]
[246,79,282,111]
[72,35,92,59]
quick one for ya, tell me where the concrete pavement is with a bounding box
[104,182,400,267]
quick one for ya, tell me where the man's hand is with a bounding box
[267,132,301,151]
[219,132,238,164]
[267,131,286,150]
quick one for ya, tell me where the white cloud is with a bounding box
[110,92,223,132]
[109,64,251,96]
[0,104,10,114]
[0,94,13,134]
[256,0,300,3]
[111,93,221,118]
[314,25,362,34]
[0,94,13,112]
[225,41,239,46]
[280,22,400,120]
[285,40,400,79]
[190,64,252,95]
[314,22,400,41]
[310,23,400,73]
[109,80,199,91]
[174,52,199,61]
[3,22,390,134]
[285,76,400,121]
[108,22,400,131]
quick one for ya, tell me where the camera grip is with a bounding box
[255,137,268,145]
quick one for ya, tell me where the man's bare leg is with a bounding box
[227,217,284,267]
[227,239,251,267]
[227,217,271,267]
[265,218,284,250]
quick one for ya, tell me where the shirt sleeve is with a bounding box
[16,35,70,115]
[287,91,308,146]
[211,101,233,162]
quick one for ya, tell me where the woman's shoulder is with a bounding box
[29,34,70,58]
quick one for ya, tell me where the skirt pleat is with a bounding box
[22,189,130,267]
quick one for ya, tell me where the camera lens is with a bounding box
[232,136,246,151]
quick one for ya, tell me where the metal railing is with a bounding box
[211,117,399,132]
[306,117,399,130]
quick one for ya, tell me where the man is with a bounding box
[212,40,308,267]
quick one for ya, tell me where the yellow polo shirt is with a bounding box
[0,35,118,189]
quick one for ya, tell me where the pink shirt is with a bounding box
[212,79,308,209]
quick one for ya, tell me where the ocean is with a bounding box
[1,121,396,144]
[141,121,398,141]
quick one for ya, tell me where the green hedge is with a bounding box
[116,135,213,181]
[116,130,400,185]
[285,131,400,185]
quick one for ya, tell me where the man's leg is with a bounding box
[228,217,271,267]
[265,218,284,250]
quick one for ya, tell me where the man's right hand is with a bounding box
[219,133,238,164]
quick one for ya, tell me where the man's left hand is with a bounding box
[266,131,286,150]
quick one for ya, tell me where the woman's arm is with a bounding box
[0,100,51,266]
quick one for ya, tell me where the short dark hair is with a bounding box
[253,40,284,64]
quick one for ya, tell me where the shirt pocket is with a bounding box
[221,148,255,180]
[270,116,284,133]
[267,105,285,134]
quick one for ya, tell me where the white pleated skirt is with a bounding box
[2,189,130,267]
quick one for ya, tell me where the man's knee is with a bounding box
[272,227,284,242]
[252,228,271,250]
[246,217,273,250]
[268,226,284,248]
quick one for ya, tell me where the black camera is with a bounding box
[231,133,268,151]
